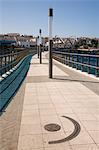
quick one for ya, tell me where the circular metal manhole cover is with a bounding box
[44,123,61,132]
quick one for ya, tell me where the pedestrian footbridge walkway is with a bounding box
[1,52,99,150]
[17,52,99,150]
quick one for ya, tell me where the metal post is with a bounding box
[76,54,78,70]
[39,44,42,64]
[72,54,74,68]
[66,54,67,65]
[68,53,70,67]
[81,56,84,72]
[37,36,39,58]
[39,29,42,64]
[48,8,53,78]
[96,57,99,77]
[10,47,13,69]
[88,56,90,74]
[1,45,3,75]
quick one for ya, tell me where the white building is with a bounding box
[17,37,36,48]
[30,38,36,47]
[17,40,30,48]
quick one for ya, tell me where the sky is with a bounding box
[0,0,99,37]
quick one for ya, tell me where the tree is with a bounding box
[91,39,98,48]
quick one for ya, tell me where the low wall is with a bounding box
[0,53,36,150]
[0,54,33,112]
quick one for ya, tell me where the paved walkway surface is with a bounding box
[0,81,26,150]
[17,52,99,150]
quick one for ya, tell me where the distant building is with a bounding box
[17,36,37,48]
[30,38,37,47]
[6,33,20,37]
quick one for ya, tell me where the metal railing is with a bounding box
[52,50,99,77]
[0,48,36,76]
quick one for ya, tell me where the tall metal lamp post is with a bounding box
[48,8,53,78]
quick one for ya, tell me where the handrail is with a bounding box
[53,50,99,77]
[0,50,25,58]
[53,50,99,58]
[53,55,99,69]
[0,48,36,76]
[0,49,27,58]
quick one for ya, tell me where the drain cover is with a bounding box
[44,123,61,132]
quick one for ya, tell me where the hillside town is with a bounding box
[0,33,99,52]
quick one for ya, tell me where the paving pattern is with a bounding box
[17,52,99,150]
[0,82,26,150]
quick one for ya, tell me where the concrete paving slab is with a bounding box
[2,52,99,150]
[17,52,99,150]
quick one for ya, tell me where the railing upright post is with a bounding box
[10,53,11,69]
[81,56,83,72]
[65,55,66,65]
[96,57,99,77]
[68,53,70,66]
[66,53,67,65]
[39,44,42,64]
[72,53,74,67]
[4,56,7,72]
[0,56,2,76]
[68,53,69,66]
[88,55,90,74]
[76,54,78,70]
